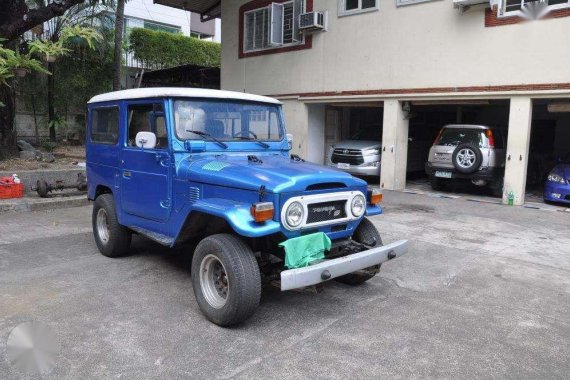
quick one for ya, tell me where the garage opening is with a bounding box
[526,99,570,208]
[324,103,384,178]
[405,100,511,201]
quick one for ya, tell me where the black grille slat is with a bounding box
[306,200,347,224]
[331,149,364,165]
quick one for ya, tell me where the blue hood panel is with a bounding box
[555,163,570,180]
[176,154,367,193]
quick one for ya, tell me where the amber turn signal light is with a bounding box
[250,202,274,222]
[369,189,383,205]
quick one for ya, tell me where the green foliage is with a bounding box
[129,28,221,69]
[28,39,71,60]
[61,25,103,49]
[6,51,50,74]
[0,39,50,84]
[45,114,67,131]
[41,140,58,152]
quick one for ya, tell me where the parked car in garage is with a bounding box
[544,153,570,204]
[328,135,431,176]
[425,124,506,197]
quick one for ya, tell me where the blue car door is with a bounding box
[121,100,171,222]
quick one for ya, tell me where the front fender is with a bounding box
[365,204,382,216]
[189,198,281,238]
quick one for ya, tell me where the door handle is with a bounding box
[123,171,132,178]
[155,153,170,167]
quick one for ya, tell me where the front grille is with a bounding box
[331,149,364,165]
[306,200,347,224]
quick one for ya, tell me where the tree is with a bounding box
[26,2,106,140]
[0,0,109,158]
[112,0,125,91]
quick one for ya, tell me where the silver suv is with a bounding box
[425,124,506,196]
[328,137,431,177]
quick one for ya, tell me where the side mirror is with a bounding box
[286,133,293,150]
[135,131,157,149]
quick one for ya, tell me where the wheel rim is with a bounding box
[96,208,110,244]
[456,148,476,168]
[199,254,229,309]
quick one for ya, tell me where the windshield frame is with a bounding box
[172,98,285,143]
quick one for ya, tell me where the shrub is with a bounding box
[129,28,221,69]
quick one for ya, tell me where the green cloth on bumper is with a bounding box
[279,232,332,269]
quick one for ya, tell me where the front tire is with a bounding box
[335,218,383,286]
[92,194,131,257]
[191,234,261,326]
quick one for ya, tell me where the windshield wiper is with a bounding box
[233,136,270,148]
[186,130,228,149]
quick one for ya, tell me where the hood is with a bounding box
[332,140,380,151]
[553,163,570,180]
[177,154,366,193]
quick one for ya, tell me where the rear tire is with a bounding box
[92,194,131,258]
[335,218,383,286]
[429,176,446,191]
[490,180,504,198]
[191,234,261,326]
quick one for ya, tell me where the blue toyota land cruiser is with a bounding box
[86,88,408,326]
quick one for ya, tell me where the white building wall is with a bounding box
[221,0,570,96]
[125,0,221,41]
[125,0,193,36]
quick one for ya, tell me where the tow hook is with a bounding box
[321,270,332,281]
[387,250,396,260]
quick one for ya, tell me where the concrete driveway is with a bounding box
[1,192,569,379]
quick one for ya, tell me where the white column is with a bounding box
[503,97,533,206]
[381,100,409,191]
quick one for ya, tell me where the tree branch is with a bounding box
[0,0,88,41]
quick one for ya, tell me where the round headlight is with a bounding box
[351,194,366,217]
[285,201,304,228]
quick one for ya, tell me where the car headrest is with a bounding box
[205,120,225,138]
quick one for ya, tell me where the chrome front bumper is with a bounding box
[328,164,381,176]
[280,240,408,291]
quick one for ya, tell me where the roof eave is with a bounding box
[153,0,221,21]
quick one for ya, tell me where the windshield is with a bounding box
[174,100,284,142]
[436,128,491,148]
[563,153,570,164]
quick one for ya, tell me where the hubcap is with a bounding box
[96,208,110,244]
[199,254,229,309]
[456,148,476,168]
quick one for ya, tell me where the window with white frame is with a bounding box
[396,0,438,7]
[244,0,305,53]
[338,0,379,16]
[500,0,570,17]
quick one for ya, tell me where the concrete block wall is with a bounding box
[0,169,86,195]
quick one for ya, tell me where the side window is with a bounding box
[127,103,168,149]
[90,107,119,145]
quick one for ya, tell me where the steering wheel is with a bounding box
[232,130,258,139]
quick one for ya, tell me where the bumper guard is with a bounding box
[280,239,408,291]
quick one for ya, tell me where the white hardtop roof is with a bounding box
[88,87,281,105]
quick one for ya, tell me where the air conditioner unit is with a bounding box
[299,11,327,32]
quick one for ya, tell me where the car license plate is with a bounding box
[337,163,350,169]
[435,171,452,178]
